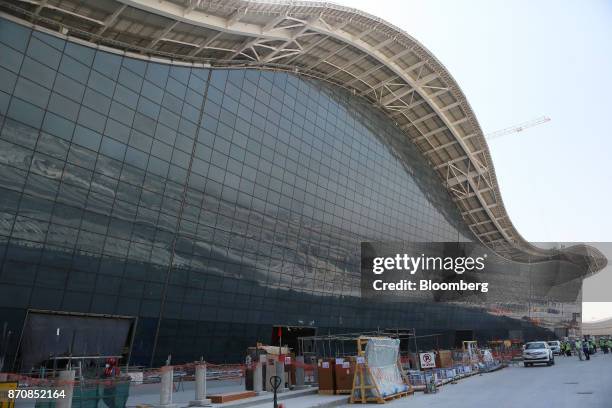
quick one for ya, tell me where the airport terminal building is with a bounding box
[0,0,605,370]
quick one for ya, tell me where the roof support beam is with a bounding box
[322,53,370,79]
[228,37,259,60]
[423,139,458,156]
[96,4,127,35]
[33,0,48,18]
[188,31,223,57]
[304,43,349,70]
[379,86,413,106]
[118,0,289,41]
[184,0,202,15]
[434,155,470,170]
[226,8,246,27]
[147,21,179,49]
[283,34,328,64]
[14,0,105,25]
[262,14,287,31]
[441,101,462,111]
[262,24,311,63]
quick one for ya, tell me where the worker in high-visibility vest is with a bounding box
[600,338,607,354]
[607,339,612,354]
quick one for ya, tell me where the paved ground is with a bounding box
[15,352,612,407]
[359,352,612,408]
[126,378,244,406]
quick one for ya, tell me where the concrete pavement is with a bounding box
[14,352,612,408]
[356,352,612,408]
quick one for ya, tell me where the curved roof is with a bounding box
[0,0,606,270]
[582,317,612,336]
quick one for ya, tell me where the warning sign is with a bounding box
[419,352,436,369]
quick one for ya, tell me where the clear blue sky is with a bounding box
[331,0,612,320]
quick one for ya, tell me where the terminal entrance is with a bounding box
[454,330,474,348]
[16,310,135,373]
[271,326,316,354]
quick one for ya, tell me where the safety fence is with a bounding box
[33,379,130,408]
[0,356,321,407]
[1,362,246,408]
[1,361,247,387]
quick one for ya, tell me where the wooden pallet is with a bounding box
[380,391,410,402]
[209,391,257,403]
[318,389,335,395]
[335,389,352,395]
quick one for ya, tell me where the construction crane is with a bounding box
[485,116,551,141]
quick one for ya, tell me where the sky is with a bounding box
[330,0,612,321]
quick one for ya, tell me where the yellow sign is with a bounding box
[0,382,17,408]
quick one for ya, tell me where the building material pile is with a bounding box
[350,337,412,403]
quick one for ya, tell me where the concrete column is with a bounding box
[253,362,263,394]
[56,370,75,408]
[294,356,307,389]
[265,360,274,392]
[189,364,211,407]
[158,366,176,408]
[274,361,288,393]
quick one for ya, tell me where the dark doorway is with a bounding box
[271,326,316,354]
[454,330,474,348]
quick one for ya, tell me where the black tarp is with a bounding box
[20,312,132,371]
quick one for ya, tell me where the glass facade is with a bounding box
[0,18,579,368]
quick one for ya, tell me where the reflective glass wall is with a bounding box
[0,17,571,368]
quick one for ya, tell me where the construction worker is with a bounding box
[576,339,584,361]
[599,338,606,353]
[565,341,572,357]
[103,357,121,378]
[102,357,121,408]
[607,338,612,354]
[584,338,591,360]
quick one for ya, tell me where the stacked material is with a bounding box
[317,358,336,394]
[435,350,454,368]
[351,337,412,403]
[333,358,355,394]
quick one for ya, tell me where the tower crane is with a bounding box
[485,116,551,141]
